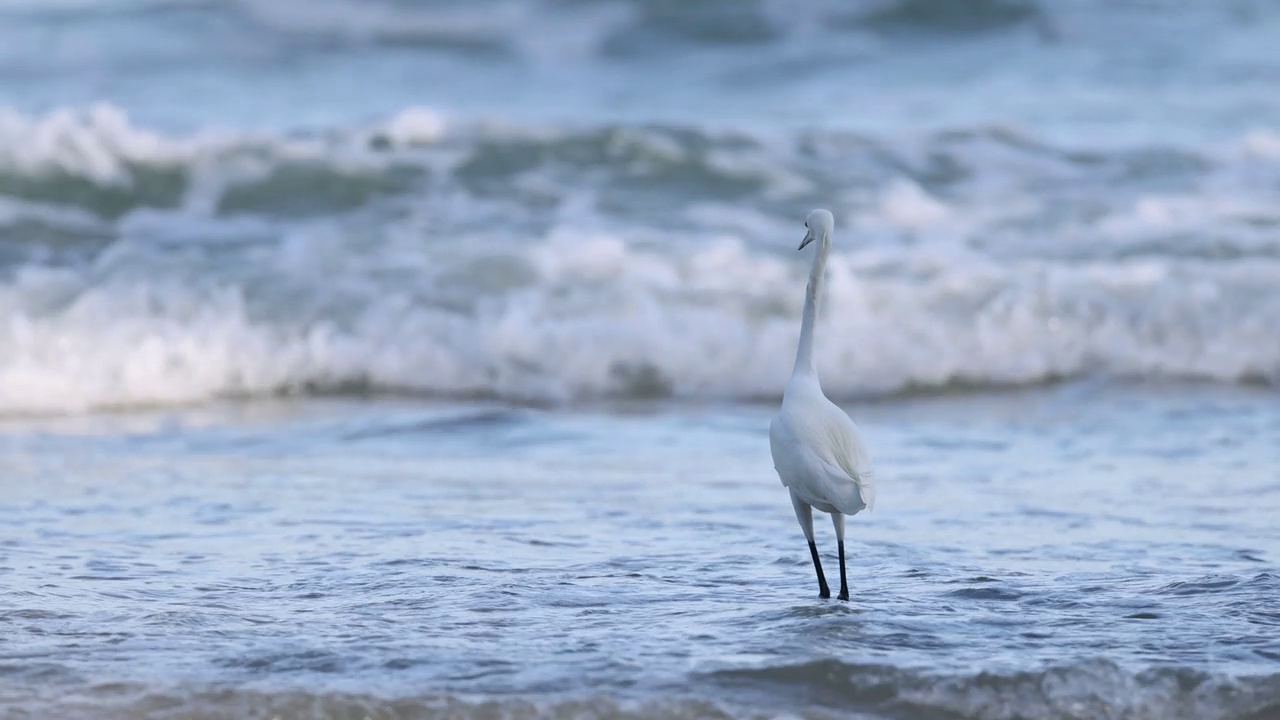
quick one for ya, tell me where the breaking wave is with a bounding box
[1,104,1279,414]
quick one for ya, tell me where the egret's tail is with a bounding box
[859,475,876,512]
[840,472,874,515]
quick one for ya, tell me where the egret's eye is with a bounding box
[804,222,809,229]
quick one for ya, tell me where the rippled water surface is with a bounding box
[3,384,1278,718]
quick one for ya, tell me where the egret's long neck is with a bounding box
[792,234,829,377]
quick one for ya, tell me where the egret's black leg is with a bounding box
[807,540,830,598]
[837,541,849,601]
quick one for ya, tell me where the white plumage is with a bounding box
[769,208,875,601]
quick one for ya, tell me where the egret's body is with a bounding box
[769,209,875,601]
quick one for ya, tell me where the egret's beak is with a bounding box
[798,231,814,251]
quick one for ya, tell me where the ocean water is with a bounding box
[1,0,1279,718]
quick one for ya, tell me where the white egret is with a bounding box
[769,209,875,601]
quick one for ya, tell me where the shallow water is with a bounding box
[3,383,1278,718]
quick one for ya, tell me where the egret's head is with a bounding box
[798,209,834,250]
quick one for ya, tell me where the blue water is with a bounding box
[1,1,1279,718]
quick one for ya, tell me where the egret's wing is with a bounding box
[769,415,799,489]
[818,407,876,512]
[772,397,876,513]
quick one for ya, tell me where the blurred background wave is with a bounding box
[2,0,1278,413]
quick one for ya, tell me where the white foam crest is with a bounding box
[1,229,1277,415]
[1241,128,1280,161]
[378,107,448,147]
[882,178,950,229]
[1098,194,1260,235]
[0,104,189,184]
[0,103,449,171]
[0,103,456,223]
